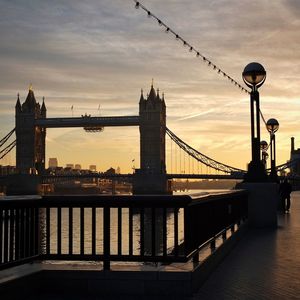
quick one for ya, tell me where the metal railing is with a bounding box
[0,191,248,270]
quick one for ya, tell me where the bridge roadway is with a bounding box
[35,116,140,128]
[40,173,244,180]
[193,191,300,300]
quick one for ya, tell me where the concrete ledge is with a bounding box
[0,224,248,299]
[192,222,248,293]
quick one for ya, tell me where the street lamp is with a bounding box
[266,118,279,181]
[242,62,268,182]
[260,140,269,169]
[260,140,268,151]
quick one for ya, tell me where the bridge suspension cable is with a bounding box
[133,1,249,95]
[267,158,300,173]
[0,128,15,148]
[0,128,16,160]
[166,127,246,174]
[0,140,16,160]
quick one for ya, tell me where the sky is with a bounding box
[0,0,299,173]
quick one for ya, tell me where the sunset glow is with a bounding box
[0,0,299,172]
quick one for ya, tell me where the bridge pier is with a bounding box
[132,170,170,194]
[6,174,39,195]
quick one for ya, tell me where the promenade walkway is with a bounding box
[194,191,300,300]
[2,192,299,300]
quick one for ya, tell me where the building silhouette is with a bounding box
[89,165,97,172]
[15,87,46,174]
[290,137,300,175]
[48,158,58,168]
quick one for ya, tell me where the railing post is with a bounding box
[0,208,3,263]
[184,205,193,257]
[222,230,227,241]
[210,239,216,252]
[103,206,110,270]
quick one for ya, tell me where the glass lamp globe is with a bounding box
[266,118,279,133]
[242,62,266,89]
[260,140,268,151]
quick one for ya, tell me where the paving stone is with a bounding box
[193,191,300,300]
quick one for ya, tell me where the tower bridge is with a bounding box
[14,84,167,194]
[1,84,296,195]
[35,115,140,128]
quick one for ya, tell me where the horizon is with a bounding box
[0,0,299,173]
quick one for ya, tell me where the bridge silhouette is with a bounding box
[0,0,298,194]
[0,85,297,195]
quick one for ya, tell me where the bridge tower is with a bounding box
[133,83,169,194]
[15,87,46,175]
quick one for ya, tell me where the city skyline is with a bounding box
[0,0,299,172]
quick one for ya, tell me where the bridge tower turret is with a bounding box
[134,83,168,194]
[15,87,46,175]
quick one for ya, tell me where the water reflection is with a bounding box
[40,207,184,257]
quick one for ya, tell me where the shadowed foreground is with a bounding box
[1,192,299,300]
[194,191,300,300]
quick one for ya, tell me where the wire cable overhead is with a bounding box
[133,1,249,94]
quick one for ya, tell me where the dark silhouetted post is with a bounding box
[260,140,269,169]
[242,62,268,182]
[267,118,279,181]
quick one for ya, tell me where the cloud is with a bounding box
[0,0,299,170]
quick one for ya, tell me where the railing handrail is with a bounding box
[0,190,248,208]
[0,191,248,271]
[0,194,192,208]
[188,190,248,206]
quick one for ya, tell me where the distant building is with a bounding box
[66,164,74,169]
[105,167,115,175]
[290,137,300,175]
[89,165,97,172]
[75,164,81,170]
[116,166,121,174]
[0,165,16,176]
[48,158,58,168]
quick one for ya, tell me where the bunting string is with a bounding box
[133,1,250,94]
[133,1,272,130]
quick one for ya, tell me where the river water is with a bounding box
[43,190,230,256]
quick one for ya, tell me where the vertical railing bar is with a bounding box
[80,207,84,256]
[30,207,35,256]
[9,209,15,262]
[184,205,192,258]
[92,207,96,256]
[34,207,39,256]
[174,207,179,257]
[57,207,62,255]
[25,208,31,258]
[163,207,167,257]
[69,207,73,255]
[3,209,9,263]
[140,207,144,257]
[117,207,122,256]
[151,207,156,257]
[0,208,3,263]
[103,206,110,270]
[46,207,50,255]
[129,207,133,256]
[15,209,20,260]
[20,208,25,259]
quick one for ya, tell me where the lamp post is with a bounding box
[242,62,268,182]
[260,140,269,169]
[266,118,279,181]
